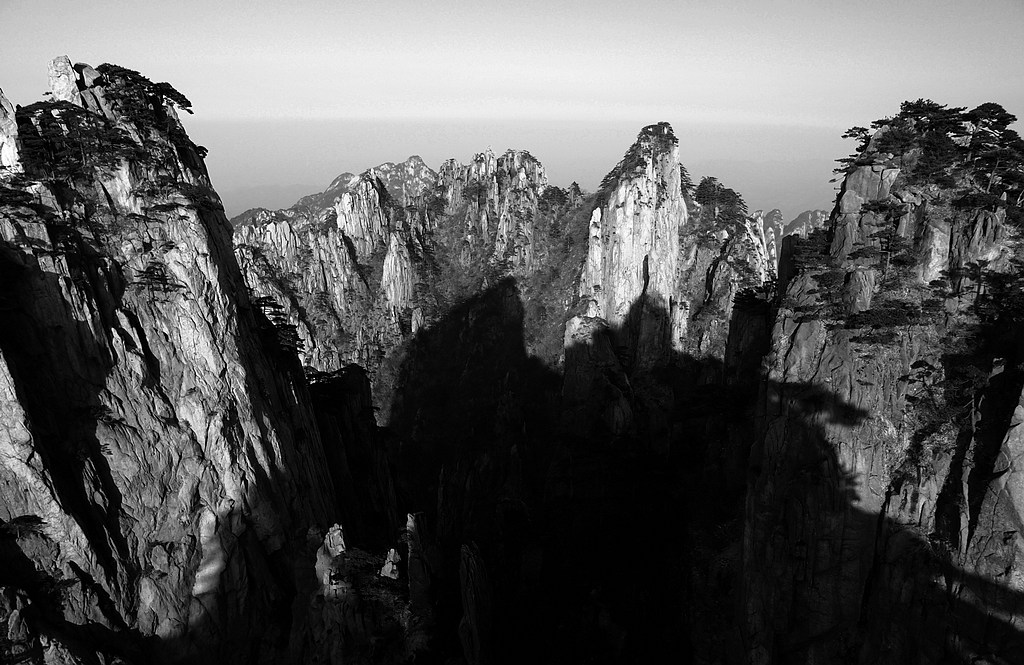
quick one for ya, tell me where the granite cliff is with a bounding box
[0,57,340,663]
[756,207,829,271]
[744,100,1024,664]
[4,58,1024,665]
[224,120,776,661]
[0,58,412,665]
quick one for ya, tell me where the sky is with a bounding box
[1,0,1023,219]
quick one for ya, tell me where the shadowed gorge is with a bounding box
[1,57,1024,665]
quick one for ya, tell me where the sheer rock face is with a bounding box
[756,208,784,270]
[0,89,19,170]
[335,175,392,260]
[233,165,428,378]
[784,208,829,238]
[830,163,902,260]
[682,212,770,363]
[436,148,547,270]
[579,123,684,364]
[756,208,829,272]
[575,124,772,371]
[564,123,771,450]
[371,155,436,207]
[0,58,338,664]
[46,56,80,104]
[744,129,1024,664]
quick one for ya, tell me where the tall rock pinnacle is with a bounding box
[0,57,338,664]
[579,122,686,363]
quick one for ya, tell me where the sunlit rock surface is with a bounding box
[743,121,1024,664]
[0,57,345,664]
[6,58,1024,665]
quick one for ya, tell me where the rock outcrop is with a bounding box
[435,148,548,270]
[8,59,1023,665]
[0,90,19,170]
[579,123,686,365]
[756,208,784,270]
[743,106,1024,664]
[756,208,829,272]
[0,57,345,663]
[232,161,432,381]
[784,208,829,238]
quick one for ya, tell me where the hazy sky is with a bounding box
[2,0,1022,218]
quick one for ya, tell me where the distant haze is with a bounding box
[2,0,1022,219]
[187,118,847,218]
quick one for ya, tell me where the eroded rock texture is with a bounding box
[756,208,829,273]
[744,116,1024,664]
[7,57,1024,665]
[0,57,409,665]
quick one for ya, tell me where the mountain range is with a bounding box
[1,56,1024,664]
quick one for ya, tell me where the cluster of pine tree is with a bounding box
[835,99,1024,225]
[691,176,750,256]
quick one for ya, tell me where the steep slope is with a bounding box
[578,122,686,366]
[21,66,1021,665]
[756,208,829,272]
[0,58,346,665]
[756,208,785,271]
[231,148,561,411]
[227,121,775,662]
[784,208,829,238]
[233,169,426,377]
[744,100,1024,664]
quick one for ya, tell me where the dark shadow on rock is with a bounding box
[0,230,137,596]
[5,187,1023,663]
[746,338,1024,661]
[0,201,334,664]
[309,364,400,551]
[381,275,1024,665]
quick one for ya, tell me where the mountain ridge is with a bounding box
[3,58,1024,664]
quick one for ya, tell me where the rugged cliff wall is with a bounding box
[0,58,348,665]
[556,126,774,660]
[228,121,773,662]
[231,145,568,425]
[578,122,685,364]
[574,124,770,374]
[757,208,785,271]
[10,59,1020,665]
[744,102,1024,664]
[232,158,435,380]
[756,208,829,273]
[435,148,547,271]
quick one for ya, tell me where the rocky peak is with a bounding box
[755,208,784,233]
[437,148,547,208]
[579,122,685,364]
[283,156,438,225]
[46,56,80,104]
[598,121,678,190]
[231,206,297,228]
[368,154,438,207]
[754,208,784,270]
[433,147,548,270]
[0,88,19,170]
[746,100,1024,663]
[289,171,358,213]
[0,57,345,664]
[754,208,828,272]
[784,208,828,237]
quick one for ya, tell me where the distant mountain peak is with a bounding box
[599,122,679,192]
